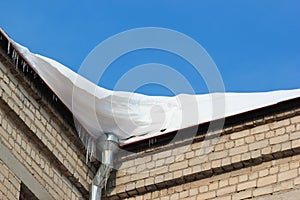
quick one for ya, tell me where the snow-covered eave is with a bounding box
[1,28,300,149]
[0,28,44,85]
[121,95,300,148]
[0,28,76,133]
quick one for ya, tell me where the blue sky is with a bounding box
[1,1,299,96]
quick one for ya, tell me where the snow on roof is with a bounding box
[5,33,300,153]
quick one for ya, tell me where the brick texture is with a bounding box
[103,105,300,200]
[121,155,300,200]
[0,160,20,200]
[0,53,94,199]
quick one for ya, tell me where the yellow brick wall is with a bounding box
[0,60,94,187]
[0,160,20,200]
[0,99,83,199]
[124,155,300,200]
[104,107,300,199]
[0,55,95,199]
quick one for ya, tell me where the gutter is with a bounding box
[90,133,119,200]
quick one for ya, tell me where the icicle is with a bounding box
[148,138,153,147]
[12,50,16,62]
[7,41,10,54]
[22,62,27,72]
[73,117,98,163]
[90,137,94,161]
[148,137,157,147]
[16,54,19,67]
[87,137,91,162]
[33,73,37,79]
[84,132,97,162]
[0,35,2,40]
[85,149,89,163]
[52,94,58,101]
[12,50,19,68]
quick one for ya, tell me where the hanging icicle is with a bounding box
[148,137,157,147]
[16,54,19,67]
[12,50,16,62]
[22,61,27,73]
[74,117,97,163]
[52,94,58,102]
[12,50,19,68]
[7,41,10,54]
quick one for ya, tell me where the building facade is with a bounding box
[1,29,300,200]
[106,98,300,200]
[0,29,96,200]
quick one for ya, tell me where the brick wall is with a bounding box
[122,155,300,200]
[104,104,300,199]
[0,160,20,200]
[0,46,95,199]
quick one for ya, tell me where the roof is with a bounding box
[1,28,300,153]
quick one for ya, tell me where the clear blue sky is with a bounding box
[1,1,299,96]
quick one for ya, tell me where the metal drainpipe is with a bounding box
[90,133,119,200]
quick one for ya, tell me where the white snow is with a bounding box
[7,36,300,152]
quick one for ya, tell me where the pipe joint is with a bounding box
[90,133,119,200]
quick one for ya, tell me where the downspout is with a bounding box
[90,133,119,200]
